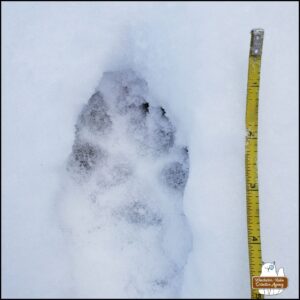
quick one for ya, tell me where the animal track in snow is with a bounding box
[60,70,192,298]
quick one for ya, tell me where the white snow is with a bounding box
[2,2,298,298]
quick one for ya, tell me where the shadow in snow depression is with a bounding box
[59,69,193,298]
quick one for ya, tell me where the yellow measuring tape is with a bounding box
[246,28,264,299]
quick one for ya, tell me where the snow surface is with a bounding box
[2,2,299,298]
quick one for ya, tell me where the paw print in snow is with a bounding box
[62,69,192,298]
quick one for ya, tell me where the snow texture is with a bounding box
[2,2,299,299]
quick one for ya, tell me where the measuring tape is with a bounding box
[245,28,264,299]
